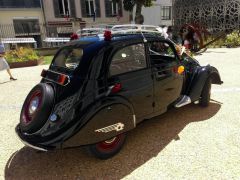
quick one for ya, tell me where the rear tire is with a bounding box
[88,133,127,159]
[199,78,212,107]
[20,83,54,133]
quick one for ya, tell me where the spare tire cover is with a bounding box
[20,83,54,133]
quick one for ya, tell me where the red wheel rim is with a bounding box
[96,134,124,153]
[22,90,42,125]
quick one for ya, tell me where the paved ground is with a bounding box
[0,48,240,180]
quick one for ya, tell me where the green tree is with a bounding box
[123,0,156,24]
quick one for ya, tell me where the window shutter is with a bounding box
[81,0,87,17]
[118,0,123,17]
[95,0,101,17]
[169,7,172,19]
[69,0,76,17]
[105,0,112,17]
[53,0,61,18]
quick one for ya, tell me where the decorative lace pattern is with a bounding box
[173,0,240,32]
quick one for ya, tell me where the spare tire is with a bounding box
[20,83,54,133]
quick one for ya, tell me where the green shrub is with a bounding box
[43,56,54,65]
[225,30,240,48]
[5,47,41,63]
[203,31,240,48]
[204,36,226,48]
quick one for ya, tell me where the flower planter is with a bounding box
[8,59,43,69]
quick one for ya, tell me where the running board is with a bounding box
[175,95,192,108]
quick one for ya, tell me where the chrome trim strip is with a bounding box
[133,115,136,127]
[95,122,124,133]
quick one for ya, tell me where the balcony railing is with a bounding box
[0,0,41,8]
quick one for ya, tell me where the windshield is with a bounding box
[53,47,83,70]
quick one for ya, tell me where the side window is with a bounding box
[110,43,147,76]
[148,41,175,58]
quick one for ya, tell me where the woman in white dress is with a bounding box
[0,43,17,80]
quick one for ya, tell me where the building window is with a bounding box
[81,0,100,18]
[105,0,123,17]
[85,0,95,16]
[0,0,41,8]
[58,0,71,17]
[54,0,76,18]
[13,19,40,35]
[161,6,171,20]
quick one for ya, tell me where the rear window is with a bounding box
[53,47,83,70]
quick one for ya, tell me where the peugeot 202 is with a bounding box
[16,30,223,159]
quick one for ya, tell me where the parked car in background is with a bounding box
[111,24,160,34]
[76,28,105,37]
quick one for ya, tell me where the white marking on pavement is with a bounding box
[0,105,21,110]
[212,87,240,93]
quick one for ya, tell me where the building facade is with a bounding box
[173,0,240,32]
[142,0,173,26]
[0,0,130,47]
[42,0,130,35]
[0,0,44,46]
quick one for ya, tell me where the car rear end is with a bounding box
[15,40,102,150]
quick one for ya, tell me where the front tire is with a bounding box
[88,133,127,159]
[199,78,212,107]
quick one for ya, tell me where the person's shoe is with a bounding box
[10,77,17,81]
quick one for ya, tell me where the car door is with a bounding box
[107,42,154,121]
[148,40,184,111]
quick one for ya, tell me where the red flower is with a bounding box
[70,33,79,41]
[104,30,112,41]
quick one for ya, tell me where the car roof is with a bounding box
[68,33,167,47]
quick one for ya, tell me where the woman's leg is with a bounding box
[6,69,17,80]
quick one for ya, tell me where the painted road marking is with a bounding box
[0,105,21,110]
[212,87,240,93]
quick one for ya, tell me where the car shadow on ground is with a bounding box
[5,102,221,179]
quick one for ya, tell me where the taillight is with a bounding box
[57,74,67,85]
[41,70,69,86]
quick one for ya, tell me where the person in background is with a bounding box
[0,43,17,81]
[167,26,173,39]
[183,32,194,50]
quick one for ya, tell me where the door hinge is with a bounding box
[152,102,155,107]
[151,74,154,79]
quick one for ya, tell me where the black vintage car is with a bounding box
[16,31,223,159]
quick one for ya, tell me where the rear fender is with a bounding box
[62,97,135,147]
[188,65,223,101]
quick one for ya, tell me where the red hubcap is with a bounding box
[22,90,42,125]
[96,134,123,153]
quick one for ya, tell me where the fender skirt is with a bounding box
[187,65,223,102]
[62,103,135,148]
